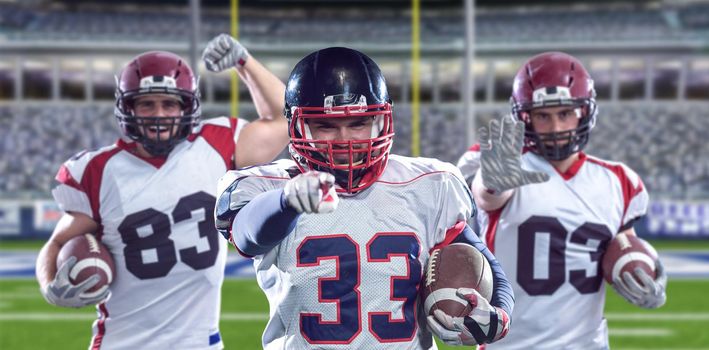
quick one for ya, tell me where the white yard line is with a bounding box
[0,292,42,299]
[0,312,270,321]
[3,312,709,322]
[221,313,269,321]
[617,348,707,350]
[0,313,96,321]
[606,313,709,321]
[608,328,673,337]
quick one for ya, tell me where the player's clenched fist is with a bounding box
[284,171,339,214]
[202,33,249,72]
[427,288,510,346]
[41,256,108,308]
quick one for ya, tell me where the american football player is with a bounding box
[35,34,288,350]
[457,51,667,349]
[215,47,513,349]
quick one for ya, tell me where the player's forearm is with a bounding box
[237,57,286,121]
[232,189,300,256]
[456,225,514,316]
[36,240,61,289]
[477,243,514,316]
[472,169,513,212]
[234,119,289,168]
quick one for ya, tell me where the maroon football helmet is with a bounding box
[510,52,597,161]
[115,51,201,156]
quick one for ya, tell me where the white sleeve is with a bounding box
[52,158,94,219]
[619,164,649,227]
[456,149,481,187]
[51,184,92,218]
[216,160,293,213]
[233,118,249,144]
[432,165,476,245]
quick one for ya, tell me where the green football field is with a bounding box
[2,239,709,349]
[1,278,708,349]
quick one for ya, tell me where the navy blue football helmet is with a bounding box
[285,47,394,193]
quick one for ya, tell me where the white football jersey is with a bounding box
[52,117,245,350]
[474,151,648,350]
[456,144,486,232]
[456,144,481,187]
[218,155,474,350]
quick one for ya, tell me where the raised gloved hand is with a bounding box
[41,256,109,308]
[202,33,249,72]
[284,171,339,214]
[612,240,667,309]
[427,288,510,346]
[479,116,549,194]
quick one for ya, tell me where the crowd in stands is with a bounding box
[1,103,707,199]
[1,2,708,44]
[589,103,709,201]
[0,105,119,196]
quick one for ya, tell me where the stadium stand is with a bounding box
[2,103,707,199]
[0,2,707,44]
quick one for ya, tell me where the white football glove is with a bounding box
[41,256,110,308]
[427,288,510,346]
[284,171,339,214]
[612,243,667,309]
[202,33,250,72]
[479,115,549,194]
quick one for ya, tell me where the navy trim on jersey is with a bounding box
[215,176,249,241]
[209,331,221,346]
[232,189,300,256]
[452,224,514,317]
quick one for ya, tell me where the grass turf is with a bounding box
[1,279,708,349]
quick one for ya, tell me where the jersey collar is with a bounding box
[554,152,587,180]
[117,139,169,169]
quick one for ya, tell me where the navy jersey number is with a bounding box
[117,191,219,279]
[296,232,422,344]
[517,215,612,295]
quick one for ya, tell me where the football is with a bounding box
[602,233,657,284]
[56,233,115,299]
[421,243,493,317]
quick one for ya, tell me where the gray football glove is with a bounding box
[202,33,249,72]
[41,256,109,308]
[427,288,510,345]
[284,171,339,214]
[479,116,549,193]
[613,255,667,309]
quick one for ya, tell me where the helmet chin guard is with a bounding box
[288,102,394,194]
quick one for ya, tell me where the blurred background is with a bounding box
[0,0,708,348]
[0,0,707,241]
